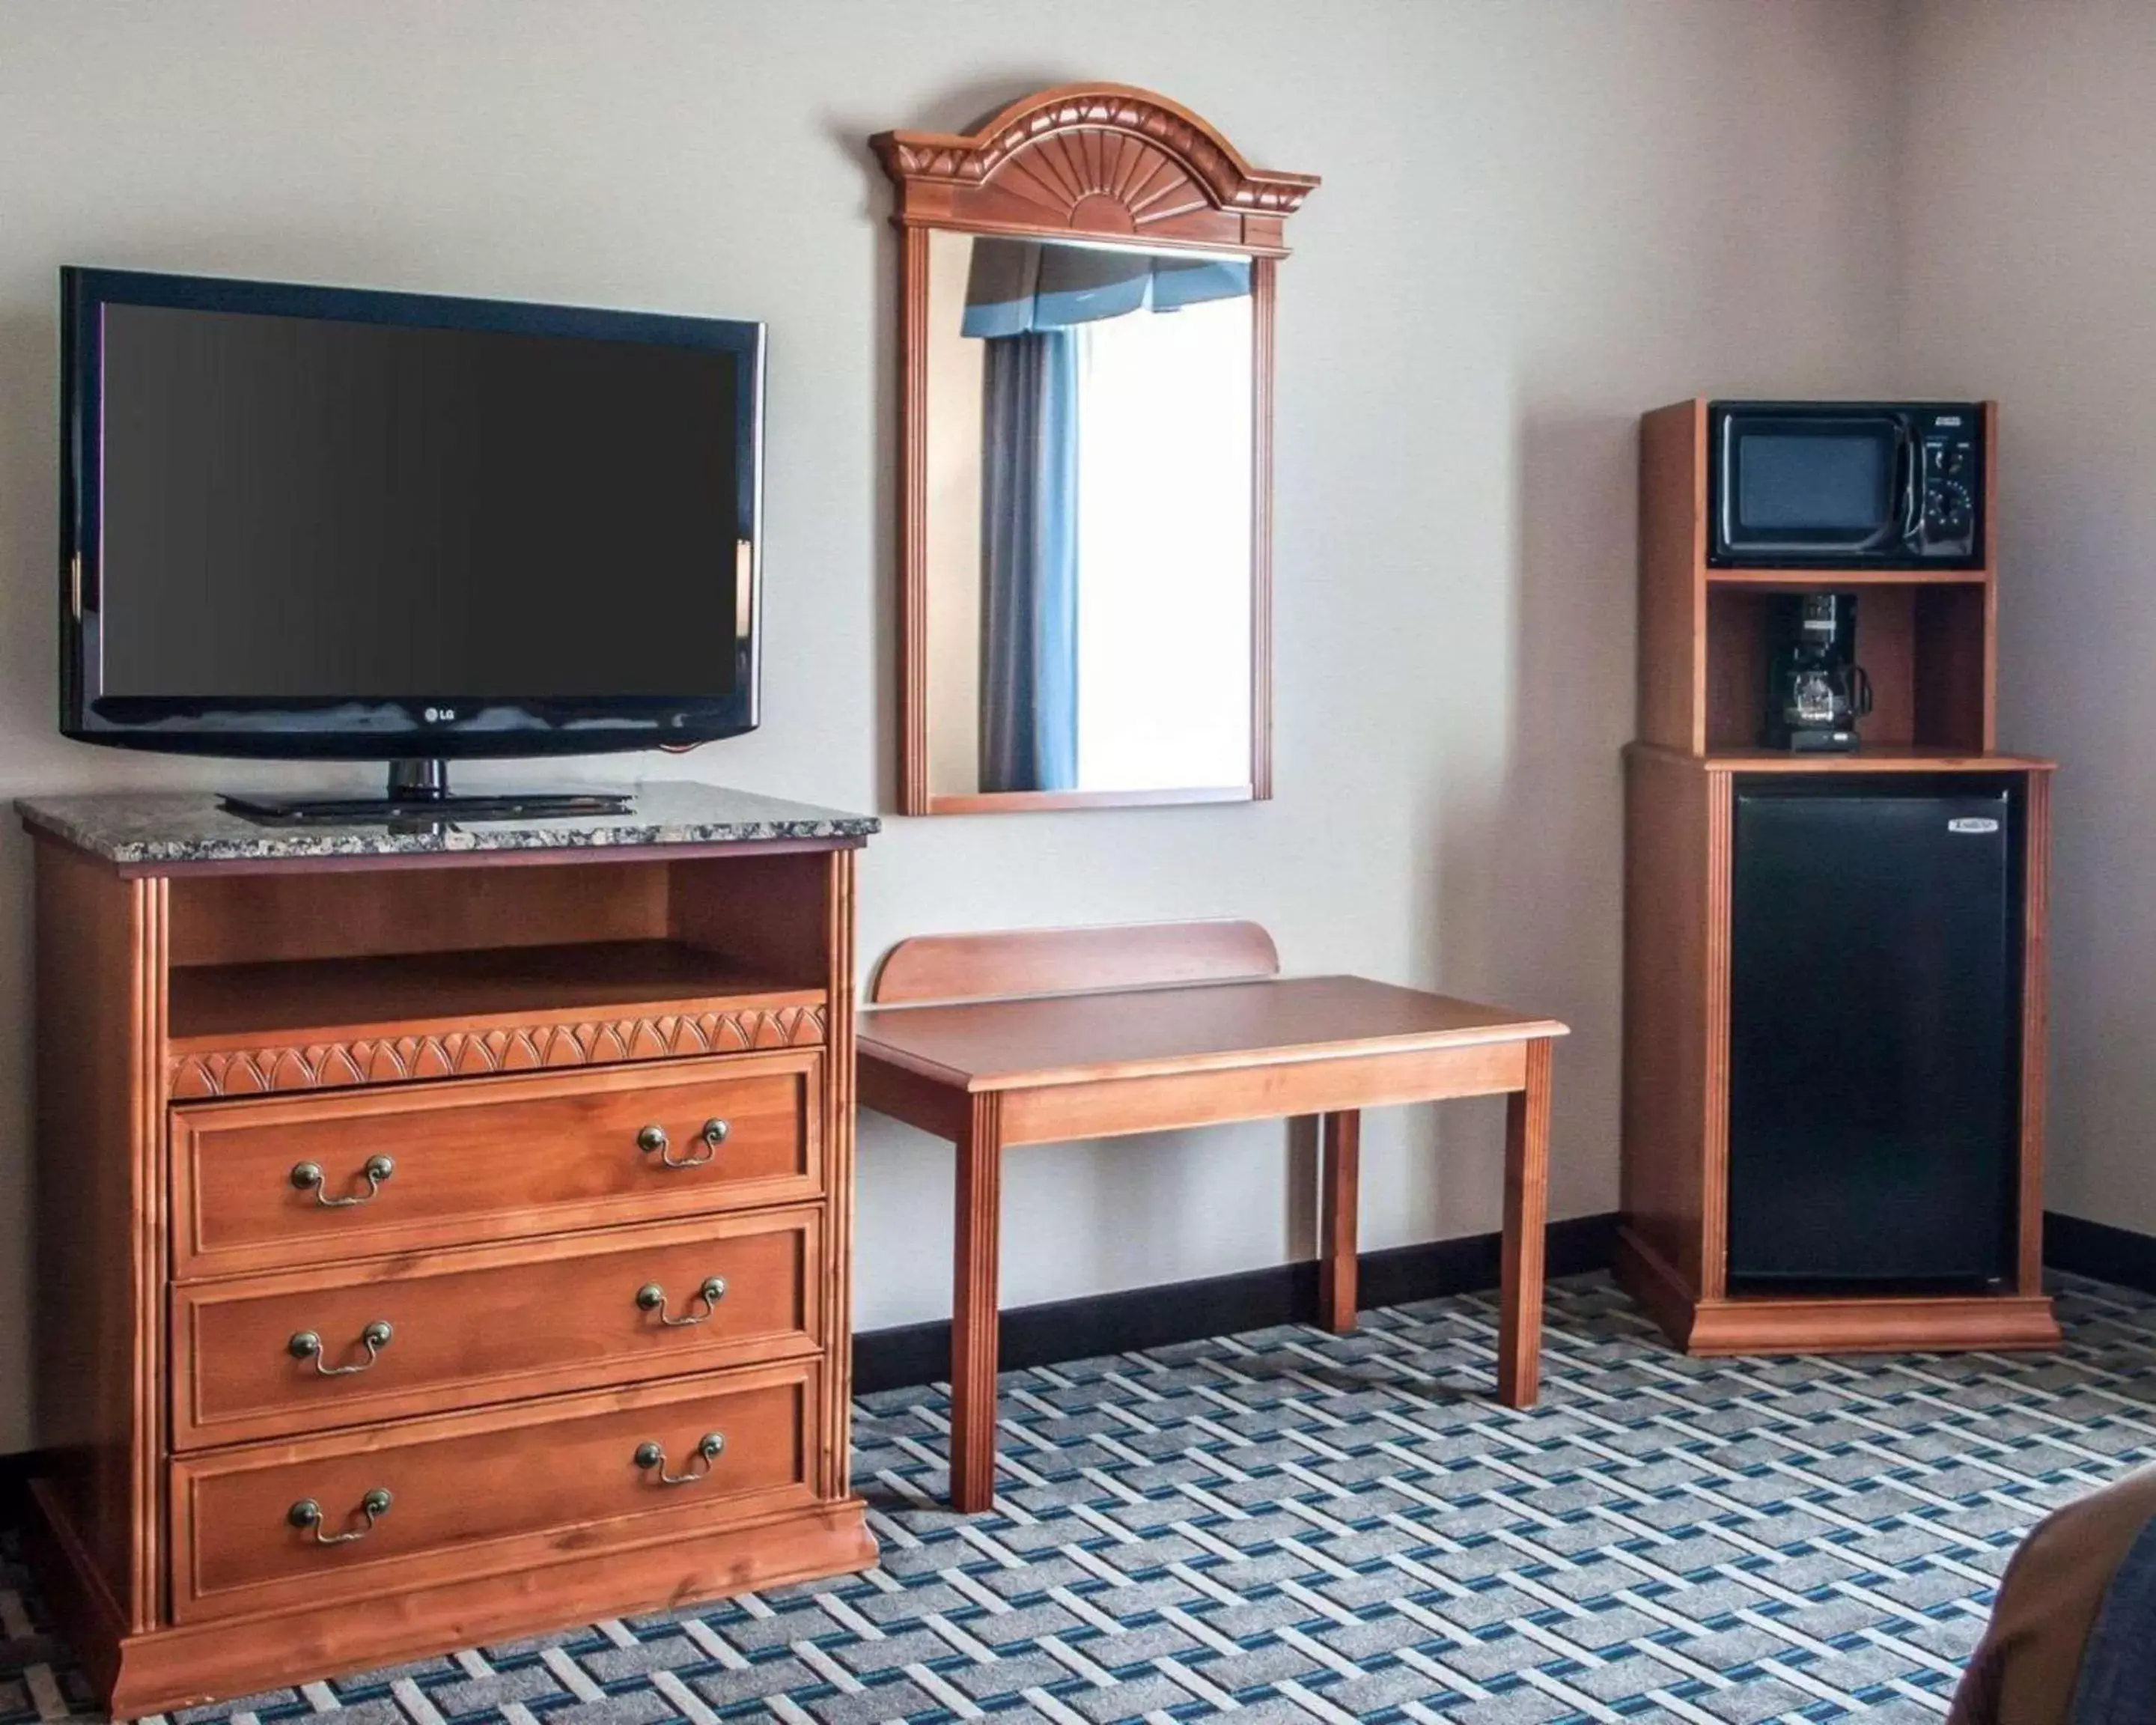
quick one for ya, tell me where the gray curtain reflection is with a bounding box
[963,238,1249,335]
[977,329,1079,793]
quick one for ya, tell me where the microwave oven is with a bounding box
[1708,401,1984,569]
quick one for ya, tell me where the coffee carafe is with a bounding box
[1763,592,1872,752]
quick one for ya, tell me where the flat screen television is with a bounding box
[60,267,764,820]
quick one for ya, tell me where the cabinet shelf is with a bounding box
[1702,581,1991,755]
[156,848,841,1096]
[169,939,823,1061]
[1642,401,2001,755]
[1701,746,2055,774]
[1707,566,1990,588]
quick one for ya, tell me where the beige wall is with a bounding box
[0,0,1905,1452]
[1898,2,2156,1233]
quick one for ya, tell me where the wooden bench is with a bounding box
[856,921,1568,1512]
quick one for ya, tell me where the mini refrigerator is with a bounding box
[1726,779,2021,1290]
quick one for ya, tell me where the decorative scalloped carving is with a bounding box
[880,85,1315,213]
[873,83,1318,248]
[168,1003,828,1099]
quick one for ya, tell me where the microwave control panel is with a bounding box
[1915,409,1980,559]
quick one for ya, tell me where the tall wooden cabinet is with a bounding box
[18,787,877,1718]
[1616,401,2062,1354]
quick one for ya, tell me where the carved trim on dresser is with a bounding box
[168,1004,829,1098]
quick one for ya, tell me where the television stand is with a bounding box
[219,758,634,824]
[13,785,877,1715]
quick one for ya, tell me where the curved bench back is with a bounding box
[868,919,1279,1006]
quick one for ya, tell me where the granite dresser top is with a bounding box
[16,782,880,867]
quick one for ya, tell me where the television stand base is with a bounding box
[219,758,634,825]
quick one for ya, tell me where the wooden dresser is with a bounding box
[14,785,878,1718]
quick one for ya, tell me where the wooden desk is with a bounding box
[856,925,1568,1512]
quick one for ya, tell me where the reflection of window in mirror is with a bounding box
[922,232,1255,800]
[1074,294,1252,791]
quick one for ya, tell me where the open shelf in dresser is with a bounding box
[170,942,820,1045]
[161,850,836,1098]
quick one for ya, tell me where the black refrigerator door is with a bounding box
[1727,783,2019,1289]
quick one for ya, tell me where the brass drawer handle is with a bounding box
[290,1154,395,1208]
[288,1320,393,1375]
[633,1432,724,1485]
[287,1487,392,1544]
[636,1119,729,1170]
[635,1277,727,1327]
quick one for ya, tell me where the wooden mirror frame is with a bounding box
[872,84,1319,815]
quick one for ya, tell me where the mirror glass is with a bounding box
[922,230,1255,801]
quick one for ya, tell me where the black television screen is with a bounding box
[62,268,763,759]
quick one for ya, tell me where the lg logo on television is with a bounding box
[423,707,457,723]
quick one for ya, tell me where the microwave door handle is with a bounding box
[1894,426,1922,547]
[1848,427,1911,555]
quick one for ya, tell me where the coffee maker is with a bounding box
[1763,592,1872,751]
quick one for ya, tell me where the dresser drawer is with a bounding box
[171,1206,821,1449]
[171,1052,822,1277]
[170,1360,818,1622]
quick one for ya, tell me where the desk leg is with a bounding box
[949,1094,1005,1513]
[1319,1110,1361,1333]
[1498,1039,1554,1408]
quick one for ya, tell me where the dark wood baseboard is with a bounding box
[2045,1211,2156,1292]
[852,1212,1620,1395]
[853,1205,2146,1393]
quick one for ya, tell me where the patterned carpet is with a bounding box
[7,1271,2156,1724]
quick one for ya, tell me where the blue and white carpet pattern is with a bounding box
[7,1272,2156,1724]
